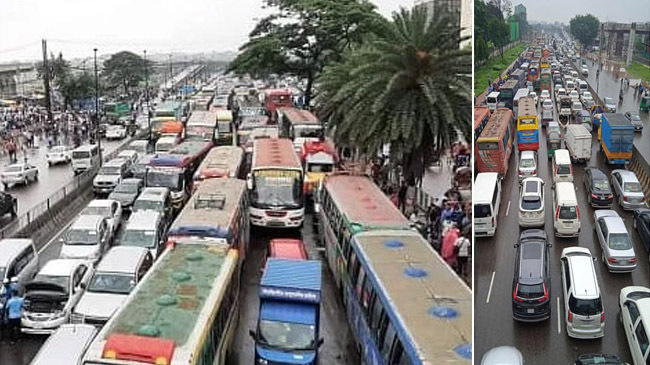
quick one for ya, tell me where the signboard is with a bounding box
[260,287,321,304]
[255,169,301,179]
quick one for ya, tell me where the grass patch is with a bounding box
[474,44,527,97]
[627,61,650,82]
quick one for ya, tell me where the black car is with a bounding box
[0,191,17,219]
[512,229,551,322]
[633,208,650,254]
[584,168,614,208]
[575,354,626,365]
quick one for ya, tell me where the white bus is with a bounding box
[247,138,304,228]
[185,110,218,142]
[81,244,240,365]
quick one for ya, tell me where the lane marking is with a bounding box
[505,201,511,216]
[486,271,495,303]
[557,296,562,335]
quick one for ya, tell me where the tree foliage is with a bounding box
[59,73,95,110]
[228,0,381,105]
[102,51,151,95]
[317,8,471,181]
[36,52,70,86]
[570,14,599,53]
[475,0,516,64]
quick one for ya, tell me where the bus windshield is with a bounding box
[251,170,302,209]
[146,170,183,191]
[293,125,322,138]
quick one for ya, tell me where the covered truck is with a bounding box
[251,258,323,365]
[565,124,592,163]
[598,113,634,165]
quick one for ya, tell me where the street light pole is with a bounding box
[597,23,603,96]
[94,48,103,166]
[144,50,151,143]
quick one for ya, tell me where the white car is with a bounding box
[105,125,127,140]
[568,90,580,100]
[581,66,589,76]
[80,199,123,235]
[21,259,93,334]
[1,163,38,189]
[581,91,594,106]
[529,91,538,105]
[46,146,72,166]
[518,177,545,227]
[518,151,537,182]
[620,286,650,365]
[539,90,551,103]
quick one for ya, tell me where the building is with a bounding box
[514,4,526,18]
[0,63,41,99]
[414,0,472,48]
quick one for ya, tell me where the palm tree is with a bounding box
[317,7,471,181]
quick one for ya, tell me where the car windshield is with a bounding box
[604,98,614,104]
[516,283,545,299]
[4,166,22,173]
[521,196,541,210]
[624,182,642,193]
[558,206,577,220]
[294,126,322,138]
[99,166,121,175]
[556,164,571,175]
[51,146,66,153]
[630,114,641,122]
[307,163,333,173]
[82,206,110,217]
[33,274,70,292]
[474,204,492,218]
[87,273,135,295]
[258,319,316,351]
[65,229,98,245]
[114,183,138,194]
[133,199,162,212]
[609,233,633,250]
[569,295,602,316]
[121,229,156,248]
[520,158,535,169]
[72,151,90,159]
[593,179,609,191]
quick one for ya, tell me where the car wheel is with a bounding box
[48,161,52,167]
[3,183,7,190]
[34,173,38,181]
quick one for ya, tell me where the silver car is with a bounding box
[611,170,646,210]
[518,151,537,182]
[604,97,617,113]
[518,177,545,228]
[481,346,523,365]
[594,210,637,272]
[1,163,38,189]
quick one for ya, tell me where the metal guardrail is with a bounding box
[0,129,148,239]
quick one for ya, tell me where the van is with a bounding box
[71,145,100,175]
[578,80,588,93]
[155,136,178,153]
[552,149,573,185]
[486,91,500,112]
[72,246,153,325]
[0,238,39,295]
[60,215,111,262]
[127,140,149,155]
[560,247,604,338]
[565,81,576,93]
[474,172,502,237]
[120,211,166,259]
[29,324,97,365]
[553,182,581,237]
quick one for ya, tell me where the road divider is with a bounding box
[629,146,650,203]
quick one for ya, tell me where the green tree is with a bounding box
[36,52,70,86]
[228,0,381,106]
[569,14,599,54]
[102,51,151,95]
[59,73,95,110]
[317,8,471,181]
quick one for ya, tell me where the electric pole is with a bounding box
[41,39,53,124]
[144,50,151,143]
[94,48,103,166]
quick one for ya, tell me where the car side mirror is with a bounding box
[80,282,86,290]
[546,243,552,248]
[246,174,253,190]
[317,338,324,347]
[249,330,256,339]
[513,243,519,249]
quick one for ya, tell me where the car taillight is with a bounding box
[568,310,573,322]
[513,284,524,302]
[608,257,618,264]
[607,194,613,199]
[556,207,560,219]
[538,283,549,302]
[491,216,495,227]
[570,165,573,174]
[532,169,537,175]
[601,311,605,323]
[591,193,598,200]
[519,170,523,176]
[554,165,558,175]
[624,196,628,202]
[576,206,580,219]
[643,197,646,202]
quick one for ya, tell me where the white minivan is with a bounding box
[71,145,100,175]
[552,149,573,185]
[553,182,581,237]
[474,172,502,237]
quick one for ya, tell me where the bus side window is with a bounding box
[361,272,373,312]
[348,252,360,286]
[369,293,384,341]
[380,322,398,362]
[355,267,366,301]
[391,340,408,365]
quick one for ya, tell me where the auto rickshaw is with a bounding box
[641,96,650,112]
[547,132,562,159]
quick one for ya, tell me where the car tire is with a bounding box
[3,183,7,190]
[34,173,38,181]
[48,161,52,167]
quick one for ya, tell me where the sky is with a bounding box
[511,0,650,24]
[0,0,409,63]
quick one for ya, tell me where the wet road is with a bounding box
[1,209,358,364]
[475,50,650,363]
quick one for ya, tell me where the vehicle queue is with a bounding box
[476,34,650,364]
[0,74,471,365]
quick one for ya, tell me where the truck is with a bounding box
[251,258,323,365]
[564,124,592,163]
[558,96,572,125]
[598,113,634,165]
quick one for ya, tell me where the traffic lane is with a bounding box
[0,138,125,217]
[475,117,646,363]
[231,213,359,364]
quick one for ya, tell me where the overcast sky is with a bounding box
[512,0,649,24]
[0,0,410,63]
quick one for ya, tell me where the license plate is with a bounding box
[563,221,573,224]
[268,221,284,227]
[619,260,627,265]
[527,308,535,314]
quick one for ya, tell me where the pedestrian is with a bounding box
[641,84,645,96]
[5,292,24,344]
[455,235,471,277]
[398,184,408,213]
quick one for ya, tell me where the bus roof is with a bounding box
[502,79,519,89]
[517,96,537,117]
[169,178,246,240]
[278,107,320,125]
[478,108,513,140]
[196,146,244,179]
[352,230,471,363]
[186,110,217,126]
[324,175,409,230]
[169,140,213,157]
[473,172,499,204]
[87,245,238,364]
[252,138,301,170]
[474,107,490,129]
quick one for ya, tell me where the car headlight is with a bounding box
[257,359,268,365]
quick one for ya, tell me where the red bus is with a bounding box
[476,108,514,176]
[264,89,293,122]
